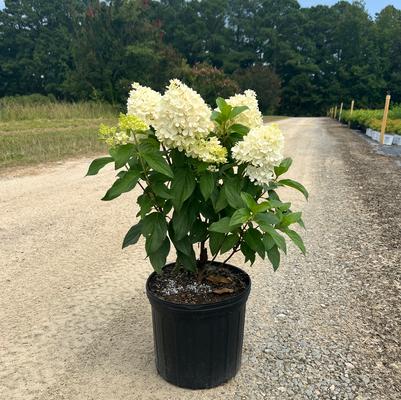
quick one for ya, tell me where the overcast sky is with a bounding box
[0,0,400,16]
[299,0,401,15]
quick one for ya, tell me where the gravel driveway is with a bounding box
[1,118,400,400]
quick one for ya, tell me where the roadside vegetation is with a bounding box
[0,95,117,170]
[342,106,401,135]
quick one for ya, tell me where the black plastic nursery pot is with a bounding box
[146,262,251,389]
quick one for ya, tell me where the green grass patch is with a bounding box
[0,98,118,170]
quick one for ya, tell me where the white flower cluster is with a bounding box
[127,82,161,126]
[153,79,214,149]
[185,137,227,164]
[226,89,263,129]
[232,124,284,185]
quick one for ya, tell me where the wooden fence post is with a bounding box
[348,100,355,127]
[380,95,391,144]
[334,105,337,119]
[339,102,344,122]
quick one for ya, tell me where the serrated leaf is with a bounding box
[122,221,143,249]
[229,123,250,135]
[267,245,280,271]
[241,242,256,265]
[262,225,287,253]
[241,192,258,210]
[214,189,228,212]
[230,208,250,226]
[229,106,249,120]
[109,144,134,169]
[142,212,168,253]
[274,157,293,177]
[142,151,173,178]
[172,199,198,240]
[283,228,306,255]
[86,157,113,176]
[254,212,280,229]
[170,168,196,210]
[279,179,309,200]
[244,228,265,259]
[209,231,226,256]
[152,182,172,199]
[253,201,271,213]
[223,178,244,209]
[102,169,139,201]
[209,217,232,233]
[200,174,215,200]
[220,234,240,254]
[281,212,302,227]
[149,237,170,273]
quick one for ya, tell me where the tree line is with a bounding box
[1,0,400,116]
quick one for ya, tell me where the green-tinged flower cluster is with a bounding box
[99,114,148,147]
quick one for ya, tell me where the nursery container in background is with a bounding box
[392,134,401,146]
[371,131,380,141]
[383,134,394,146]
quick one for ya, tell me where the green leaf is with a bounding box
[241,192,258,211]
[200,174,215,200]
[283,228,306,255]
[209,217,232,233]
[244,228,265,259]
[281,212,302,227]
[109,144,134,169]
[214,189,228,212]
[171,236,195,257]
[209,231,226,256]
[176,250,197,272]
[149,237,170,273]
[122,221,143,249]
[211,110,223,124]
[223,178,244,209]
[86,157,113,176]
[220,234,240,254]
[189,220,208,243]
[170,168,196,210]
[137,193,153,217]
[142,151,173,178]
[269,200,292,211]
[241,242,256,265]
[102,169,140,201]
[229,123,250,135]
[274,158,293,177]
[262,233,275,251]
[230,208,250,226]
[172,199,198,240]
[267,245,280,271]
[229,106,249,120]
[142,212,168,253]
[253,201,271,213]
[262,226,287,253]
[279,179,309,200]
[216,97,231,117]
[152,182,172,199]
[254,212,280,229]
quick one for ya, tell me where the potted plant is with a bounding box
[87,80,308,389]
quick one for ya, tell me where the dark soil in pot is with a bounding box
[148,262,248,304]
[146,262,251,389]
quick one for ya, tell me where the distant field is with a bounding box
[0,100,118,171]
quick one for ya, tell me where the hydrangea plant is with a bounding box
[87,80,308,273]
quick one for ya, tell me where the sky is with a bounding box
[0,0,400,15]
[299,0,401,15]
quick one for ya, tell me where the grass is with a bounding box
[0,98,118,170]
